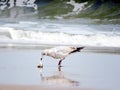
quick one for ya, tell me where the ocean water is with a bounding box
[0,19,120,48]
[0,0,120,49]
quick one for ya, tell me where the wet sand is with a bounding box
[0,48,120,90]
[0,85,97,90]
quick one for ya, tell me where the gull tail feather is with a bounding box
[70,47,84,54]
[77,47,84,51]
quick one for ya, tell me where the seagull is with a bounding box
[38,46,84,68]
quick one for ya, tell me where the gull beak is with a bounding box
[40,57,42,60]
[41,53,45,61]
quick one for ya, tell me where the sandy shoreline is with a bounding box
[0,48,120,90]
[0,85,98,90]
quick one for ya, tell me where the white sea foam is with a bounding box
[67,0,87,13]
[0,19,120,48]
[0,26,120,47]
[0,0,37,10]
[55,0,88,19]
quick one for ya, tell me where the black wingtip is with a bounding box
[70,46,84,54]
[77,47,84,51]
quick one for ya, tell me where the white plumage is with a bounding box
[38,46,84,68]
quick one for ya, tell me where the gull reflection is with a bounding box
[39,67,79,87]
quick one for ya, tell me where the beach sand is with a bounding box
[0,85,97,90]
[0,48,120,90]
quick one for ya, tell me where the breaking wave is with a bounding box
[0,26,120,47]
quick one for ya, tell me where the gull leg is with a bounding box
[58,66,62,71]
[58,59,63,67]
